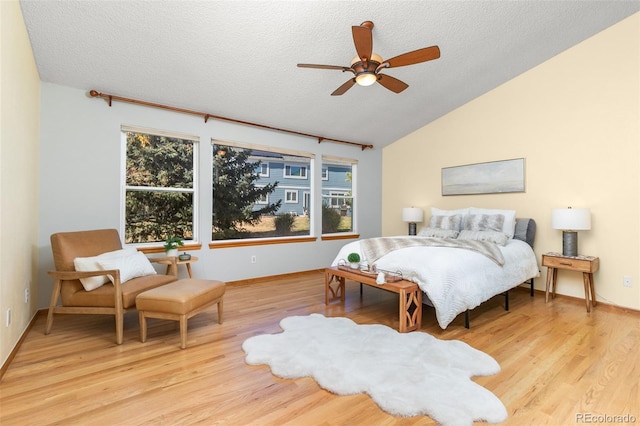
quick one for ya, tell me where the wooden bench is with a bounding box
[324,266,422,333]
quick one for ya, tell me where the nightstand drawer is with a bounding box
[542,255,598,273]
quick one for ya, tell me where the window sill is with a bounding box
[209,236,317,249]
[321,233,360,241]
[136,243,202,255]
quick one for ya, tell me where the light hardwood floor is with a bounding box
[1,270,638,425]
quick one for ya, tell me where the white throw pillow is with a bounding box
[458,229,509,246]
[469,207,517,239]
[98,251,157,284]
[464,214,505,232]
[418,227,459,238]
[430,207,470,230]
[429,214,463,231]
[74,247,138,291]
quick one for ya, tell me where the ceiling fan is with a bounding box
[297,21,440,96]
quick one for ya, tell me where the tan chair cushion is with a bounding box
[51,229,178,308]
[136,279,226,315]
[61,274,178,308]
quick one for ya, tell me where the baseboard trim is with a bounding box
[0,310,44,383]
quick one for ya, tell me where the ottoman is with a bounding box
[136,278,225,349]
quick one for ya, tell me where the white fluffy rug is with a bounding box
[242,314,507,426]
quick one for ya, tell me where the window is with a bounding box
[321,167,329,180]
[321,157,356,234]
[212,141,313,240]
[123,126,197,244]
[255,187,268,205]
[284,164,307,179]
[257,163,269,177]
[285,189,298,203]
[329,191,347,208]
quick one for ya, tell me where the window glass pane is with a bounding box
[124,130,196,244]
[126,191,193,243]
[213,143,312,240]
[321,159,354,234]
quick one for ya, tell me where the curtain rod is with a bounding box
[88,90,374,150]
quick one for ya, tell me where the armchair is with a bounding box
[47,229,179,344]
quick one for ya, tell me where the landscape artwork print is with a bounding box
[442,158,525,196]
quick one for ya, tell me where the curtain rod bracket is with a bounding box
[204,114,210,123]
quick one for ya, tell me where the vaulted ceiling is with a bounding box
[19,1,640,149]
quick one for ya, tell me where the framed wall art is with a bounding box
[442,158,525,196]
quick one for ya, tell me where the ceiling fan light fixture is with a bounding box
[355,73,377,86]
[351,52,382,86]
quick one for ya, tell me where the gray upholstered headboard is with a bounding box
[514,218,536,248]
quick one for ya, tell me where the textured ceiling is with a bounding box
[19,1,640,149]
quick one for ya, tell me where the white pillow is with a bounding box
[418,227,459,238]
[430,207,470,230]
[464,214,505,232]
[431,207,470,217]
[98,251,157,284]
[74,247,138,291]
[469,207,517,238]
[458,229,509,246]
[429,214,463,231]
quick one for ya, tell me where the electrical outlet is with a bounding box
[251,255,257,264]
[623,276,633,288]
[25,288,30,304]
[6,308,11,327]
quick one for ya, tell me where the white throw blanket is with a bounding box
[332,237,539,329]
[360,236,505,265]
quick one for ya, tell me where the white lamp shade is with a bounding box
[402,207,424,223]
[551,208,591,230]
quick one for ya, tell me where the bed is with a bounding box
[331,207,539,329]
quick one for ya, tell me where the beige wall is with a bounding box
[1,1,40,368]
[382,13,640,310]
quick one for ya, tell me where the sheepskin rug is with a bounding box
[242,314,507,425]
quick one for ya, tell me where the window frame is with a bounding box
[284,164,307,179]
[321,156,358,238]
[284,189,298,203]
[211,139,316,247]
[121,125,199,247]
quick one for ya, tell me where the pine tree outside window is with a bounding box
[123,126,197,244]
[212,141,313,240]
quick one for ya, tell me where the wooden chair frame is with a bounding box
[46,257,177,345]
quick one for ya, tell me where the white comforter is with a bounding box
[331,236,540,329]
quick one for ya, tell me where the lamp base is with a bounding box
[562,231,578,257]
[408,223,417,236]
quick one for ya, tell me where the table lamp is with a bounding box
[551,207,591,257]
[402,207,423,236]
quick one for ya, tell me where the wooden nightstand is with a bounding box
[542,252,599,312]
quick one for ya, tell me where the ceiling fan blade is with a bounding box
[331,79,357,96]
[352,25,373,61]
[385,46,441,68]
[297,63,350,71]
[377,74,409,93]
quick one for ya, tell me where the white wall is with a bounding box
[36,83,382,307]
[1,0,40,367]
[382,13,640,310]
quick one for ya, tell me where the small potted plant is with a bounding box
[347,252,361,269]
[164,236,184,257]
